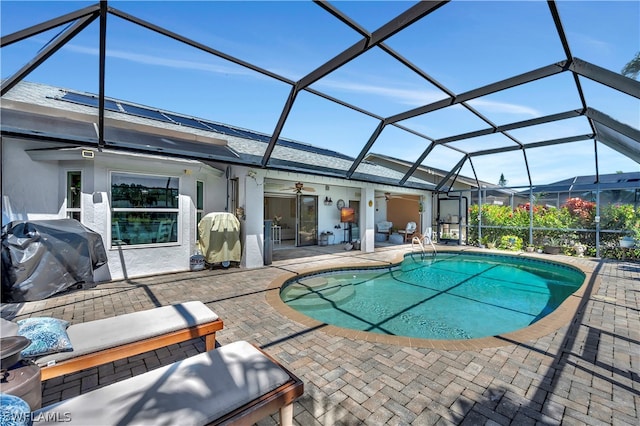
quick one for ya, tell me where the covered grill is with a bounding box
[197,212,241,268]
[1,219,108,301]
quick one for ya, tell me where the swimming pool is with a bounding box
[280,252,585,340]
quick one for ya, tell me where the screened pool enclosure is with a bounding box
[443,176,640,258]
[1,1,638,258]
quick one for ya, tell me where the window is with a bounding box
[66,171,81,221]
[230,177,239,216]
[196,180,204,233]
[111,172,179,246]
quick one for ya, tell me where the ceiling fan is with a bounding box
[281,182,316,194]
[376,192,418,201]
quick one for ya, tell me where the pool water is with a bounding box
[280,252,585,340]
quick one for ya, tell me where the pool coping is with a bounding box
[265,246,599,350]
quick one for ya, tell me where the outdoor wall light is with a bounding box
[236,207,245,220]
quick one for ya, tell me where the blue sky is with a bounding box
[1,0,638,188]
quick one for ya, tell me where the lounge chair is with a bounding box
[15,301,223,381]
[32,340,304,426]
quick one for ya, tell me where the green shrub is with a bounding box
[498,235,523,251]
[468,198,640,260]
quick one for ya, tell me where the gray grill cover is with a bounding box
[1,219,107,302]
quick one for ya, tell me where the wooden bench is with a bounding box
[33,341,304,426]
[35,301,223,381]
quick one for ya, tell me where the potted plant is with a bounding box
[525,245,535,253]
[480,237,496,249]
[619,234,635,248]
[543,236,562,255]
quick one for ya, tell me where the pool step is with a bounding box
[282,281,345,300]
[282,277,337,299]
[284,283,355,310]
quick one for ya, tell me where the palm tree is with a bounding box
[621,52,640,80]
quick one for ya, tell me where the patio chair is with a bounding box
[156,219,175,243]
[375,221,393,242]
[399,221,417,242]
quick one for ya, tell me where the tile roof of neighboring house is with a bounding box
[534,171,640,191]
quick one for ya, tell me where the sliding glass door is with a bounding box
[297,195,318,246]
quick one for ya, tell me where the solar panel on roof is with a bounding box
[228,128,272,142]
[196,121,263,140]
[277,139,354,161]
[60,91,353,161]
[163,113,213,131]
[195,120,241,136]
[119,104,170,122]
[60,92,120,112]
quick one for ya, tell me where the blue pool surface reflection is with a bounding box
[280,252,585,340]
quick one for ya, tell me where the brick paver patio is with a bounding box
[2,245,638,425]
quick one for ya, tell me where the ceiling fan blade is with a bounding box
[389,195,419,201]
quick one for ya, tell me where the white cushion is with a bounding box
[0,317,19,337]
[376,221,393,232]
[35,301,218,367]
[33,341,292,426]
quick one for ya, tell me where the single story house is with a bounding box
[1,81,478,281]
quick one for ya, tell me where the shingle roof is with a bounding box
[1,81,434,189]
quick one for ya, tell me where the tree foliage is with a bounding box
[621,51,640,79]
[468,198,640,258]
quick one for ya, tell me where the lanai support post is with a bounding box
[529,188,534,247]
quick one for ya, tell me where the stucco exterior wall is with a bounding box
[1,138,233,282]
[2,137,434,286]
[239,168,265,269]
[2,139,62,223]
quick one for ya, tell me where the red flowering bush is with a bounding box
[563,197,596,227]
[468,197,638,259]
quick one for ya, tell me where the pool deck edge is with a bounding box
[266,246,600,350]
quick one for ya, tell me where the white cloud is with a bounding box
[315,79,444,106]
[63,44,254,76]
[467,99,539,116]
[567,31,612,55]
[317,79,540,117]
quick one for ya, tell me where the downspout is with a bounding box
[595,182,601,258]
[460,195,469,245]
[529,187,534,246]
[478,186,485,247]
[225,166,231,212]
